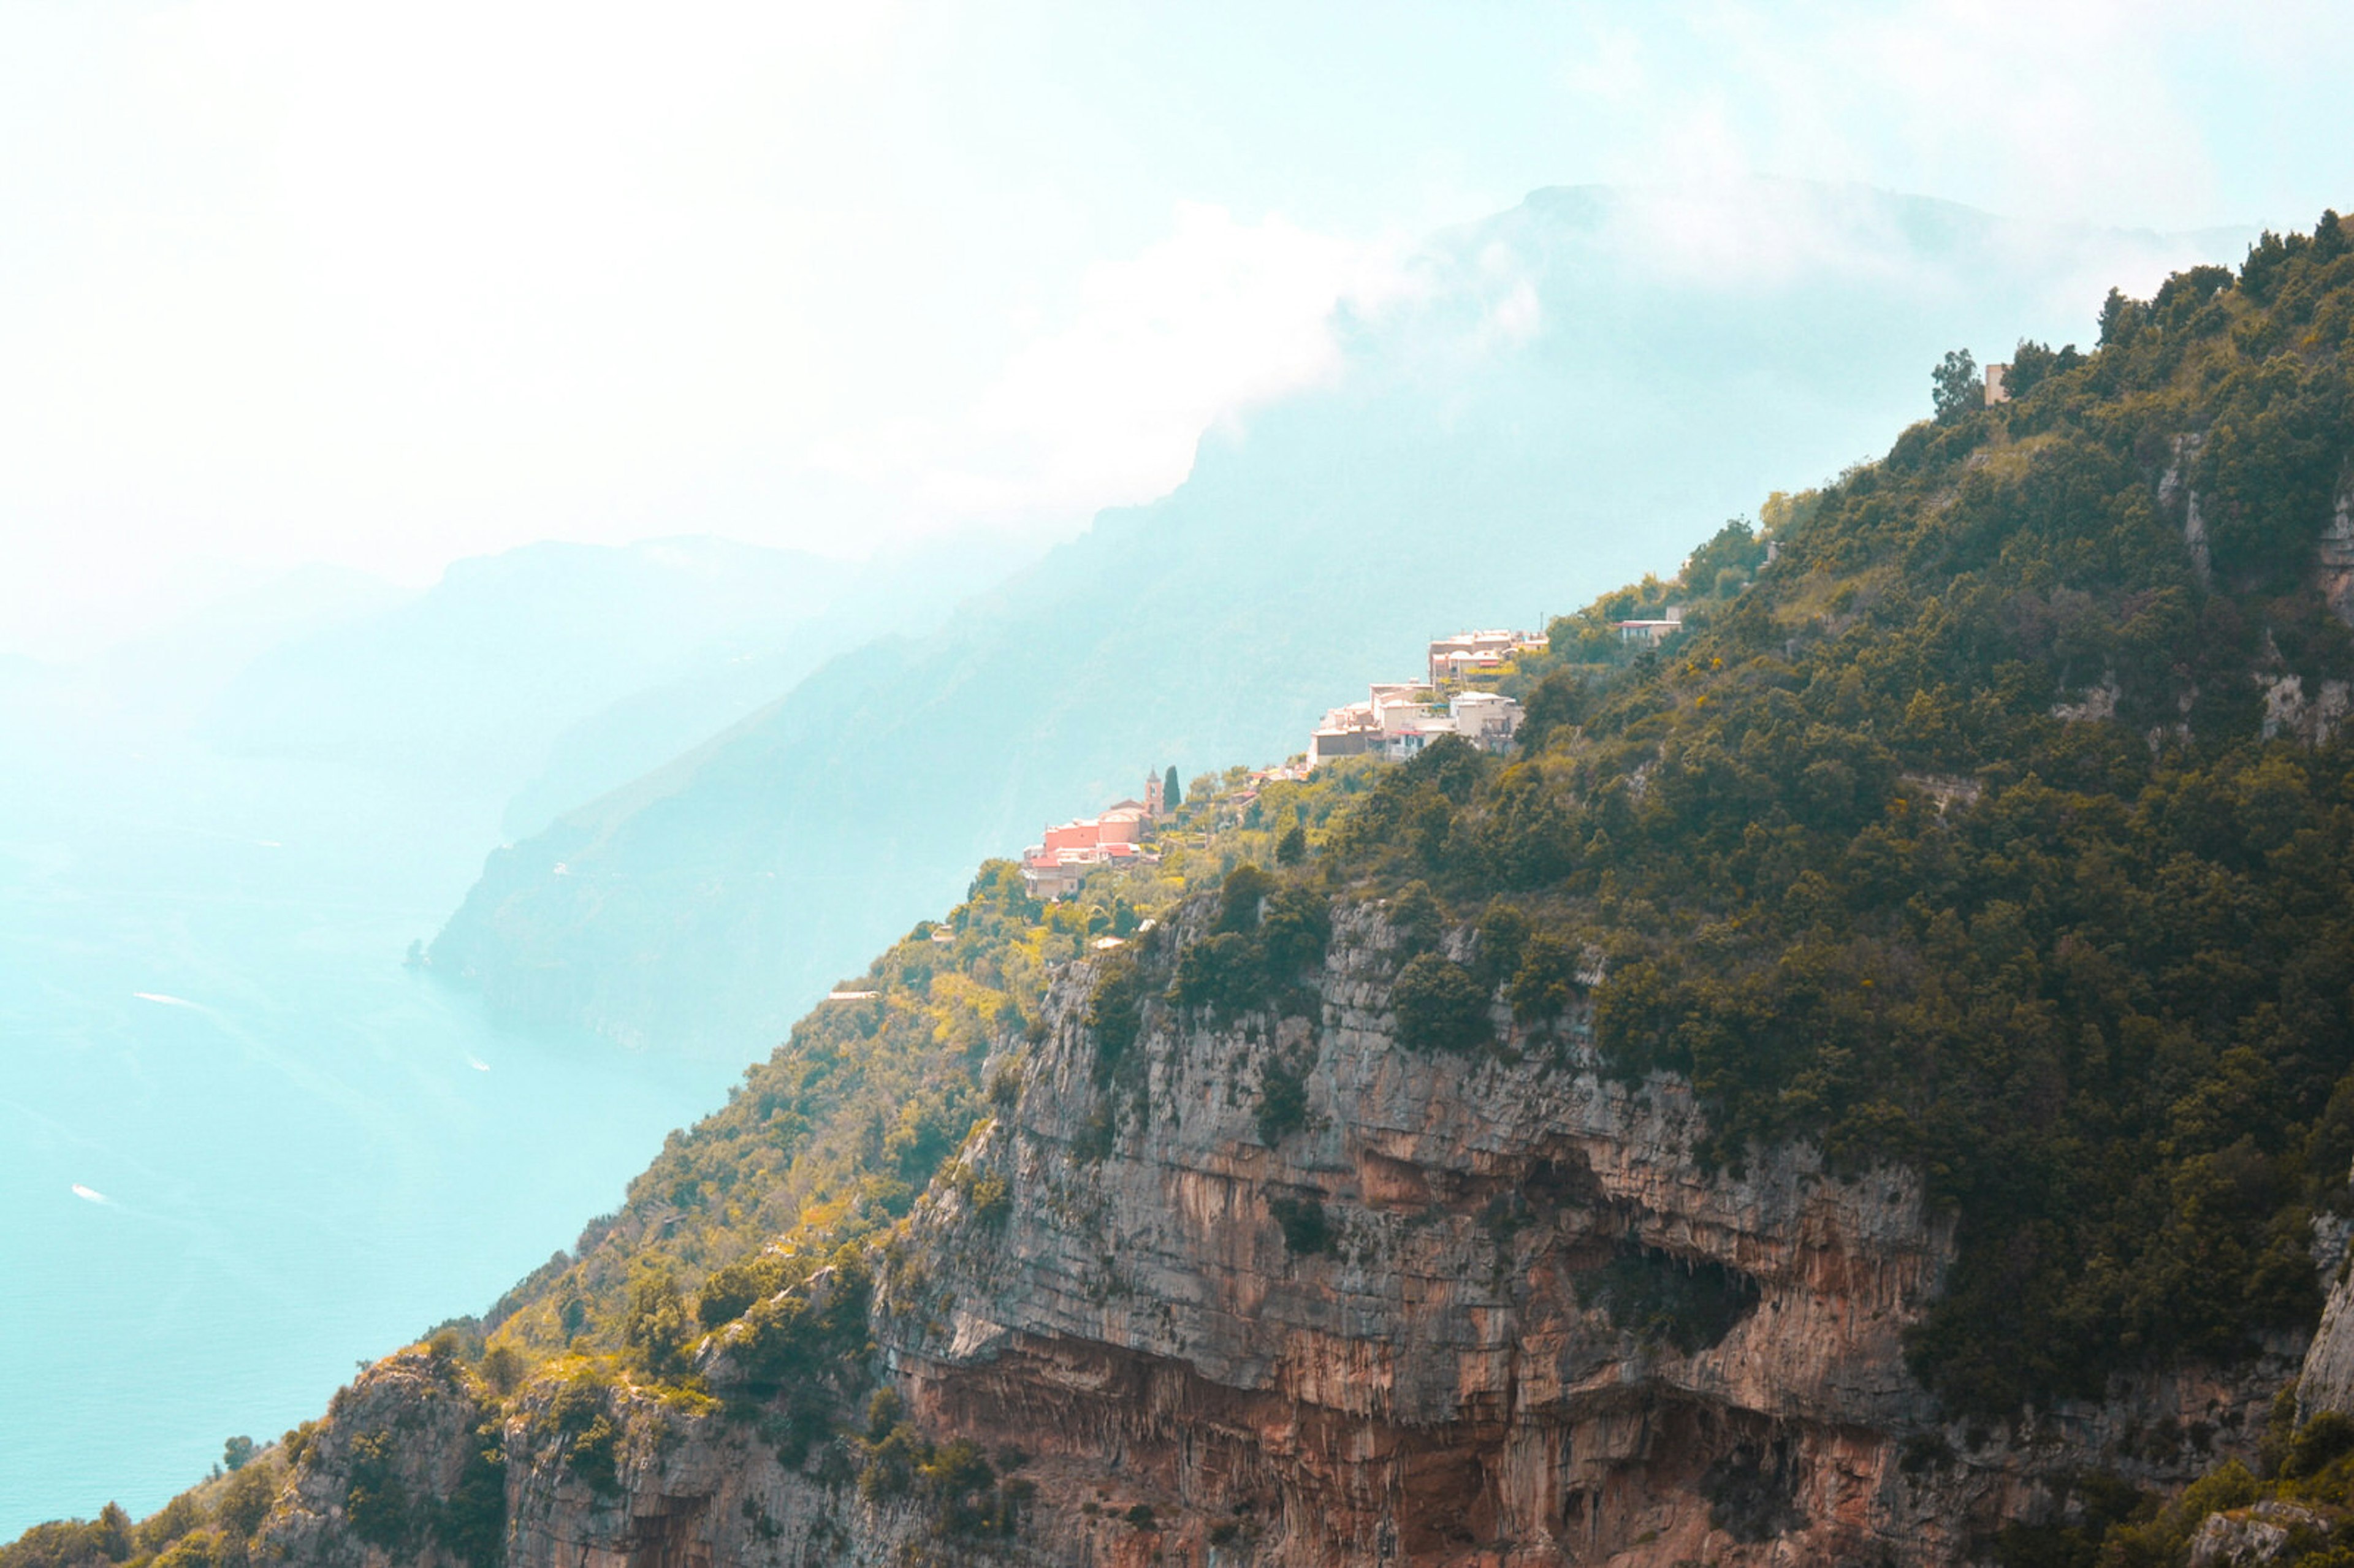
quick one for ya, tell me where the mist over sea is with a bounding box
[0,736,739,1534]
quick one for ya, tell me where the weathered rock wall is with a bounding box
[880,902,2296,1566]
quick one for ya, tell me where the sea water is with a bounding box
[0,734,749,1534]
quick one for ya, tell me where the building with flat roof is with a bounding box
[1615,606,1684,645]
[1449,689,1524,751]
[1426,627,1546,686]
[1309,680,1524,766]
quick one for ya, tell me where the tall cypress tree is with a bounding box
[1164,765,1181,813]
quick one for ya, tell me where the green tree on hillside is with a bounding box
[1930,348,1979,420]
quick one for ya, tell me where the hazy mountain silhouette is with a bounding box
[429,179,2250,1054]
[198,535,1034,841]
[200,538,848,801]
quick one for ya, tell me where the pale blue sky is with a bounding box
[1,0,2349,652]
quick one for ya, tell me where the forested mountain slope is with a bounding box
[1357,227,2354,1418]
[427,179,2240,1056]
[20,214,2354,1567]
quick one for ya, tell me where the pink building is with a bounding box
[1042,820,1099,853]
[1021,798,1161,899]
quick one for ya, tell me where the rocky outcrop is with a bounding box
[2161,431,2214,588]
[2307,1306,2354,1425]
[2187,1500,2333,1567]
[495,1382,854,1568]
[262,1353,906,1568]
[259,1352,498,1568]
[2256,671,2352,745]
[876,902,2296,1566]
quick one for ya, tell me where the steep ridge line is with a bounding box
[20,210,2354,1568]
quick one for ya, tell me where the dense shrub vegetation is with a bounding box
[1321,212,2354,1418]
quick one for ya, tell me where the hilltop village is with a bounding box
[1303,626,1545,767]
[1018,793,1161,899]
[1019,625,1567,898]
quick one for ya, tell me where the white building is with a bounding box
[1311,681,1523,766]
[1308,699,1381,767]
[1614,606,1684,645]
[1426,628,1548,685]
[1449,690,1523,752]
[1382,714,1455,761]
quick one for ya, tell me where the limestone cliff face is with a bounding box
[878,900,2296,1566]
[266,900,2301,1567]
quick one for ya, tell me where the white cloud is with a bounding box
[1545,0,2354,234]
[0,0,1406,654]
[854,203,1403,522]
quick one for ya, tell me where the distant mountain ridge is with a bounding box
[428,178,2253,1056]
[199,533,1033,843]
[201,536,850,800]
